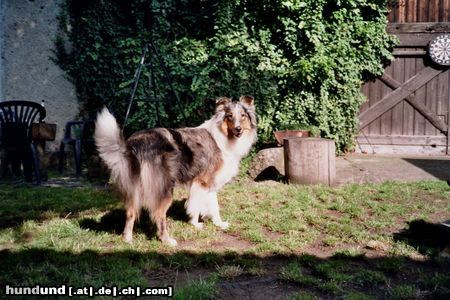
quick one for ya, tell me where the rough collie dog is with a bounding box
[94,96,257,246]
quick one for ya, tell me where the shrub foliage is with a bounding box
[56,0,396,151]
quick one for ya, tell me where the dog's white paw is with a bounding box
[190,221,204,229]
[164,237,178,247]
[215,221,230,230]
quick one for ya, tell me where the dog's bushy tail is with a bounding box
[94,108,133,195]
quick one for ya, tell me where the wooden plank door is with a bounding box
[357,22,450,155]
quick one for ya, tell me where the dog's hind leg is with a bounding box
[152,196,177,247]
[123,197,138,243]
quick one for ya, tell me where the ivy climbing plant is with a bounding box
[56,0,396,152]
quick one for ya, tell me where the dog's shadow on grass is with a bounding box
[79,199,190,240]
[393,219,450,256]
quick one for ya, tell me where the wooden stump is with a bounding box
[284,137,336,185]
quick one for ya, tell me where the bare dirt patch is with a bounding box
[217,276,299,300]
[261,226,283,241]
[212,232,256,251]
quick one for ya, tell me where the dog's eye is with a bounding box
[225,114,233,120]
[241,113,247,118]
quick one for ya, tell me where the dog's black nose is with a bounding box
[235,126,242,132]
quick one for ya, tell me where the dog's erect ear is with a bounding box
[239,95,254,109]
[215,97,231,112]
[240,96,257,128]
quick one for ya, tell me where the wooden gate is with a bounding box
[357,0,450,155]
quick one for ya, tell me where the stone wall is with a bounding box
[1,0,78,150]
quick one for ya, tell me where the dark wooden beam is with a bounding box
[394,33,443,47]
[359,67,444,129]
[379,73,448,134]
[388,22,450,33]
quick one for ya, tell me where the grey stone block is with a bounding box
[248,147,285,180]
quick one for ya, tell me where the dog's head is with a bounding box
[215,96,257,139]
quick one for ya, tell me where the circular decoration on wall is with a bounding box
[428,34,450,66]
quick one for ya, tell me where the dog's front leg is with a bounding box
[186,182,230,230]
[186,181,208,229]
[208,192,229,230]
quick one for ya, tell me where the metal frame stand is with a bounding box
[123,41,187,129]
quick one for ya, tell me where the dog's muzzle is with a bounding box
[233,126,243,138]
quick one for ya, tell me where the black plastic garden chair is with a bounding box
[59,120,95,177]
[0,100,46,184]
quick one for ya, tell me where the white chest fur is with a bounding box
[212,152,240,191]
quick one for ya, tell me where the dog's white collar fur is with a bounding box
[199,119,256,159]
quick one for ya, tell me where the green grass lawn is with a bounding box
[1,179,450,299]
